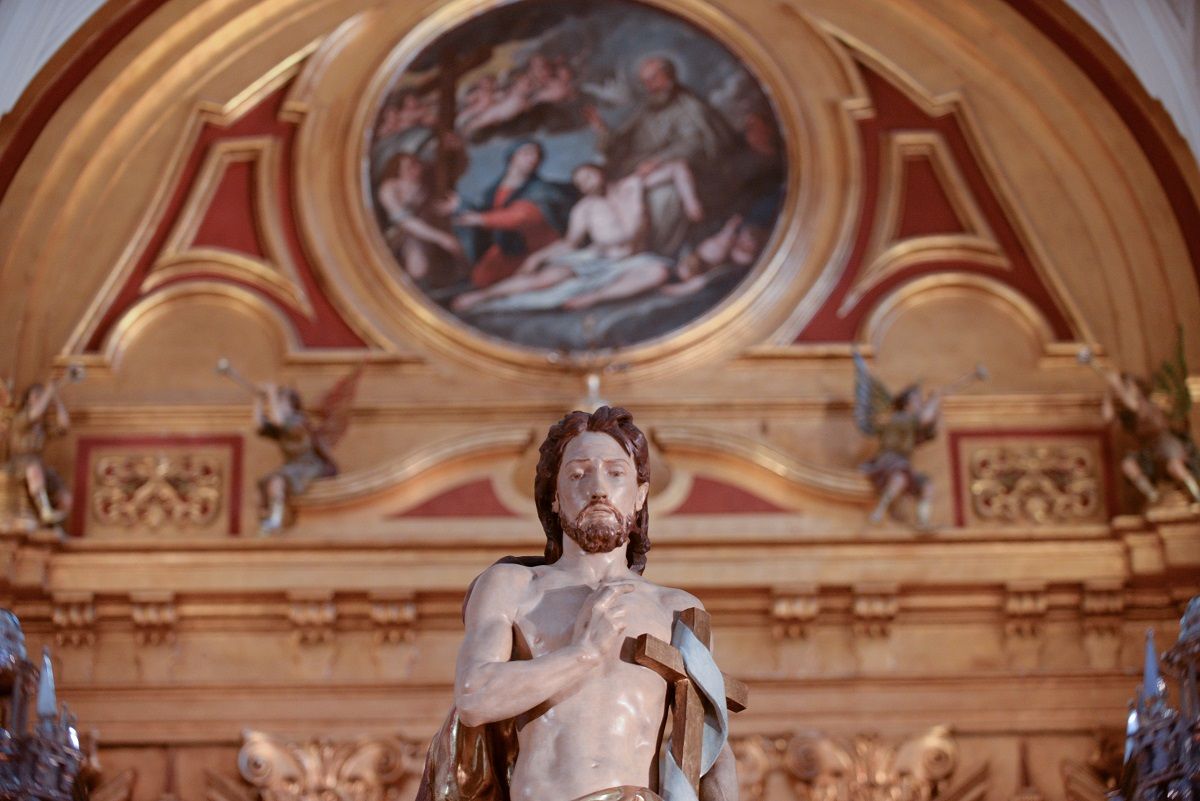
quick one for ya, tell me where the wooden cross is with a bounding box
[633,607,749,792]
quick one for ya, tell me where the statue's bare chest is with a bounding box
[513,581,674,659]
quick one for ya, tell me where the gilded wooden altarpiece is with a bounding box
[0,0,1199,799]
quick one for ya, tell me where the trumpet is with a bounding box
[939,363,989,394]
[46,363,86,393]
[215,358,263,397]
[1075,346,1108,378]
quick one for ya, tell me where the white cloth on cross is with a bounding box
[657,619,729,801]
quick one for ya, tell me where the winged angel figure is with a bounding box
[854,352,943,530]
[1082,335,1200,506]
[253,368,362,534]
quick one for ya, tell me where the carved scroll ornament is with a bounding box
[91,454,222,530]
[233,730,421,801]
[969,445,1098,524]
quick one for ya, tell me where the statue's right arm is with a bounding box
[454,565,630,727]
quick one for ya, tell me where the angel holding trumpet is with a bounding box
[1078,343,1200,506]
[1,364,85,527]
[217,359,361,534]
[854,351,987,530]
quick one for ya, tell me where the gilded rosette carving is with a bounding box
[236,730,419,801]
[782,726,961,801]
[77,437,240,536]
[92,454,222,530]
[951,432,1107,526]
[969,444,1098,524]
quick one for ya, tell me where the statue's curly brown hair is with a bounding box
[533,406,651,574]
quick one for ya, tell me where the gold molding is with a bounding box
[297,0,822,381]
[61,38,340,363]
[295,427,535,506]
[651,424,872,502]
[146,136,314,317]
[100,280,299,367]
[743,5,866,348]
[861,271,1056,352]
[840,130,1008,316]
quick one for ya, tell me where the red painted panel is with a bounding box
[896,155,966,238]
[84,84,366,350]
[390,478,517,518]
[191,158,266,257]
[673,476,787,515]
[796,64,1075,342]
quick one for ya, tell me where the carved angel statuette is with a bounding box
[853,351,986,530]
[1079,338,1200,507]
[217,359,361,534]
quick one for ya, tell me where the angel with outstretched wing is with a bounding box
[254,367,363,534]
[853,350,941,530]
[1092,332,1200,505]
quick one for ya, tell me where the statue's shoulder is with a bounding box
[653,582,704,615]
[471,561,536,598]
[462,561,536,621]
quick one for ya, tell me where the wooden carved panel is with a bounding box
[206,730,421,801]
[72,435,243,536]
[948,430,1109,527]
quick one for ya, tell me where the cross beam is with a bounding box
[633,608,749,791]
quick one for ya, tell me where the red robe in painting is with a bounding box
[468,186,562,287]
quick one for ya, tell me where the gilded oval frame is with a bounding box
[337,0,819,377]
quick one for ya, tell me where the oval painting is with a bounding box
[367,0,787,352]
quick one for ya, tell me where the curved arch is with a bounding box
[295,427,535,507]
[99,280,301,367]
[860,272,1058,354]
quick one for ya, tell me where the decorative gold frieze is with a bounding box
[731,735,776,801]
[777,725,987,801]
[1061,730,1123,801]
[969,444,1099,525]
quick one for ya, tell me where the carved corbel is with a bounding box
[770,585,819,640]
[288,591,337,645]
[853,584,898,639]
[52,592,96,647]
[130,592,177,646]
[1080,583,1124,670]
[369,592,417,645]
[1004,583,1047,638]
[1004,582,1047,669]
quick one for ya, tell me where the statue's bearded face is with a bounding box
[554,431,648,555]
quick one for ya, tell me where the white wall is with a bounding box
[0,0,108,114]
